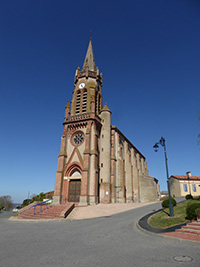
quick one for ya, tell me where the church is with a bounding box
[53,39,160,206]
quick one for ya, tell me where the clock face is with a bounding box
[72,132,84,146]
[79,82,85,89]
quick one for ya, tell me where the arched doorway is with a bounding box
[68,169,82,202]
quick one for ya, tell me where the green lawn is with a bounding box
[148,200,200,229]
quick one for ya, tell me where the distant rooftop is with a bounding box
[170,175,200,180]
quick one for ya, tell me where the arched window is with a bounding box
[71,169,81,178]
[82,90,87,113]
[76,91,81,114]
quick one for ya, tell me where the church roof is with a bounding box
[111,126,146,160]
[82,38,96,71]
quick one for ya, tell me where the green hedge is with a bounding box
[196,208,200,218]
[185,194,193,200]
[193,196,200,200]
[162,198,177,208]
[186,203,200,220]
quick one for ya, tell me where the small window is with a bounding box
[102,134,104,138]
[101,163,103,167]
[183,184,188,192]
[192,184,196,192]
[102,148,104,151]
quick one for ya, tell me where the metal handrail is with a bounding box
[33,199,53,215]
[19,201,37,214]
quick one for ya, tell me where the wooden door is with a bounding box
[68,180,81,202]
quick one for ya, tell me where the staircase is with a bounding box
[18,202,75,220]
[175,219,200,235]
[161,219,200,242]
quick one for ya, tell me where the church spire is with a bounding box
[82,38,96,71]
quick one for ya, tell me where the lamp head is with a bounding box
[153,143,159,152]
[159,137,165,147]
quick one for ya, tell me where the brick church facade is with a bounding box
[53,39,160,206]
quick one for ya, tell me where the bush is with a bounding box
[185,194,193,200]
[186,203,200,220]
[196,208,200,218]
[22,199,34,207]
[33,192,46,202]
[193,196,200,201]
[162,197,177,208]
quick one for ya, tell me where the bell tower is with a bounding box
[71,38,103,116]
[53,39,103,205]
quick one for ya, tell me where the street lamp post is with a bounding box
[153,137,174,217]
[186,171,192,195]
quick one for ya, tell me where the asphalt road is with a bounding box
[0,202,199,267]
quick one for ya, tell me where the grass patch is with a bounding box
[148,200,200,229]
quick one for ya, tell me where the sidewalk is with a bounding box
[66,202,155,220]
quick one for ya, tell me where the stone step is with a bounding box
[20,211,63,217]
[174,219,200,237]
[161,232,200,242]
[162,219,200,242]
[18,203,74,220]
[182,225,200,230]
[21,210,62,216]
[188,221,200,227]
[176,228,200,235]
[19,215,62,219]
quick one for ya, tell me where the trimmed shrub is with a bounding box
[196,208,200,219]
[193,196,200,201]
[186,203,200,220]
[162,197,177,208]
[185,194,193,200]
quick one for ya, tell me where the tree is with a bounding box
[33,192,46,201]
[0,195,13,210]
[21,198,34,207]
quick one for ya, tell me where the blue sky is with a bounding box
[0,0,200,203]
